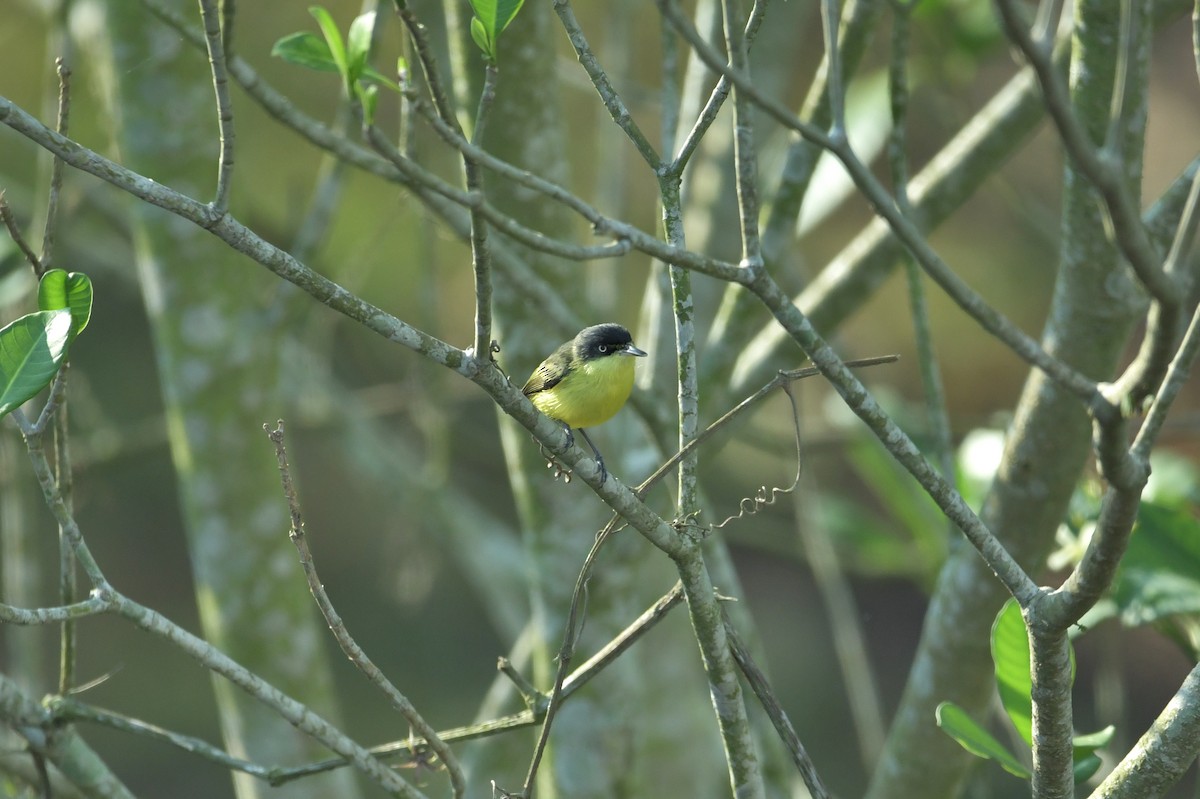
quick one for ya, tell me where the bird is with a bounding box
[521,323,647,483]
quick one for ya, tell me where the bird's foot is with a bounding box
[594,455,608,485]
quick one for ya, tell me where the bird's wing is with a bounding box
[522,345,573,395]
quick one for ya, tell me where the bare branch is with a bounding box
[198,0,236,212]
[0,595,109,625]
[41,57,72,273]
[1089,662,1200,799]
[264,422,465,798]
[0,673,135,799]
[657,0,1111,414]
[0,191,44,272]
[552,0,663,169]
[993,0,1175,305]
[725,612,831,799]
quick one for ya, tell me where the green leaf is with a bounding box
[0,310,72,418]
[310,5,349,86]
[37,269,92,340]
[991,599,1079,747]
[346,11,376,84]
[475,0,524,36]
[1071,726,1113,782]
[271,31,341,73]
[1113,502,1200,626]
[935,701,1031,779]
[1073,725,1115,756]
[992,599,1034,747]
[273,30,400,92]
[467,0,524,61]
[470,16,494,62]
[357,83,379,126]
[1074,752,1102,783]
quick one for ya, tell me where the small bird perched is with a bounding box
[522,323,647,483]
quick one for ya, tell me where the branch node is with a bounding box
[497,658,544,711]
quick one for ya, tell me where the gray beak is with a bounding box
[622,344,648,357]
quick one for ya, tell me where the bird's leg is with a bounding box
[577,428,608,485]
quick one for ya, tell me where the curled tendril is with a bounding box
[713,381,804,531]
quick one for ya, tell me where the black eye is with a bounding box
[598,344,608,353]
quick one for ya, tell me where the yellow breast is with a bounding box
[529,355,636,429]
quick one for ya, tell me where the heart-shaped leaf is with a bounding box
[0,309,72,418]
[37,269,92,340]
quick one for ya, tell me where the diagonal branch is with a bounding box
[993,0,1175,305]
[552,0,662,168]
[657,0,1111,416]
[265,422,465,798]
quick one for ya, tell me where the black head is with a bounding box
[573,323,646,361]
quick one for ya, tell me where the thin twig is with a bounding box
[636,355,899,500]
[520,528,616,795]
[821,0,845,137]
[660,6,682,156]
[198,0,236,213]
[274,584,686,785]
[889,1,955,485]
[263,421,466,799]
[31,363,70,437]
[993,0,1175,305]
[670,0,769,172]
[1104,0,1139,159]
[220,0,235,53]
[1131,299,1200,461]
[108,589,428,797]
[392,0,460,133]
[0,673,134,799]
[559,583,685,697]
[720,0,764,267]
[0,192,44,272]
[724,612,831,799]
[50,698,275,781]
[393,0,488,360]
[140,0,748,281]
[55,368,77,697]
[0,595,109,625]
[11,408,109,590]
[1114,166,1200,400]
[1162,164,1200,282]
[657,0,1111,415]
[40,57,72,273]
[552,0,662,169]
[468,65,498,359]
